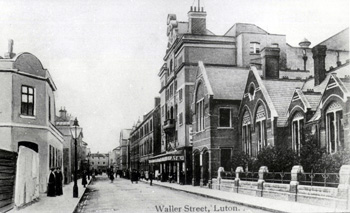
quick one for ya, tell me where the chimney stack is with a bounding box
[188,6,207,35]
[59,107,67,119]
[4,39,15,59]
[312,45,327,86]
[261,47,280,79]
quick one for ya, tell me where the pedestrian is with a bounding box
[109,168,114,183]
[82,170,87,188]
[47,168,56,197]
[55,167,63,196]
[149,171,153,186]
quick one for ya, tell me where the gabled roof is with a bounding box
[304,93,322,110]
[262,79,305,127]
[198,62,249,100]
[224,23,268,37]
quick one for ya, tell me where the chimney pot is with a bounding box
[4,39,15,59]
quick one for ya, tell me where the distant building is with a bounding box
[55,108,85,184]
[119,129,131,171]
[130,97,161,173]
[90,152,109,172]
[0,40,64,210]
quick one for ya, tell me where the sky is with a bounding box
[0,0,348,153]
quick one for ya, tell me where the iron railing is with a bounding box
[265,172,291,184]
[299,170,339,188]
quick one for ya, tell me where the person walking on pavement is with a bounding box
[55,167,63,196]
[82,170,87,188]
[47,168,56,197]
[149,171,153,186]
[109,167,115,183]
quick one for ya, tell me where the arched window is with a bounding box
[170,60,173,73]
[292,112,304,155]
[242,110,252,156]
[255,105,267,154]
[326,102,344,154]
[195,83,205,132]
[248,83,255,101]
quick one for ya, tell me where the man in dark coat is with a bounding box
[47,168,56,197]
[55,167,63,196]
[82,170,87,188]
[149,171,153,186]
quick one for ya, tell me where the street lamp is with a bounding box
[299,38,311,71]
[70,117,82,198]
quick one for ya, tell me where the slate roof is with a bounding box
[263,79,305,127]
[204,65,250,100]
[304,93,322,110]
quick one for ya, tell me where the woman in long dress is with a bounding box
[47,168,56,197]
[82,170,87,187]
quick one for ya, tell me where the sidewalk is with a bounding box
[140,179,346,213]
[8,178,92,213]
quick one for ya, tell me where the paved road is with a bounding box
[75,175,270,213]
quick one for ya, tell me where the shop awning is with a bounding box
[149,150,184,163]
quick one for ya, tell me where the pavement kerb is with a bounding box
[138,179,296,213]
[72,178,92,213]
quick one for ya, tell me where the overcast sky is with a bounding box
[0,0,348,153]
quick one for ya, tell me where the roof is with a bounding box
[263,79,305,126]
[90,153,108,158]
[304,93,322,110]
[201,63,249,100]
[224,23,268,37]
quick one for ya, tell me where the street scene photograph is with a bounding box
[0,0,349,212]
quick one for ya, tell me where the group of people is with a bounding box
[129,169,154,185]
[47,167,63,197]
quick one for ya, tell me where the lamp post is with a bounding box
[70,117,82,198]
[299,38,311,71]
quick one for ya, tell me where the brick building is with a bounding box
[155,5,293,185]
[130,98,161,173]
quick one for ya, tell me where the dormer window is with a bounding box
[250,42,260,54]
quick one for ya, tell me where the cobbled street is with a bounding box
[75,175,269,213]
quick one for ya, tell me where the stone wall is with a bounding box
[210,165,350,210]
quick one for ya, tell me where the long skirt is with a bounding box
[47,183,56,197]
[56,183,63,196]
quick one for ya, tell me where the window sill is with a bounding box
[250,53,260,56]
[217,127,234,129]
[20,115,36,119]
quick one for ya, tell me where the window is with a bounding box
[48,97,51,121]
[250,42,260,54]
[248,83,255,101]
[196,99,204,131]
[162,106,165,117]
[179,88,183,102]
[98,162,99,164]
[150,119,153,131]
[219,108,232,127]
[221,148,231,171]
[170,60,173,73]
[103,162,105,164]
[292,112,304,155]
[170,84,173,97]
[92,162,94,165]
[326,102,344,154]
[179,112,183,125]
[256,105,267,155]
[21,85,34,116]
[242,110,252,156]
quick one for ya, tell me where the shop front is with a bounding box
[149,148,192,184]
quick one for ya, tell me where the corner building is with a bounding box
[0,41,63,210]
